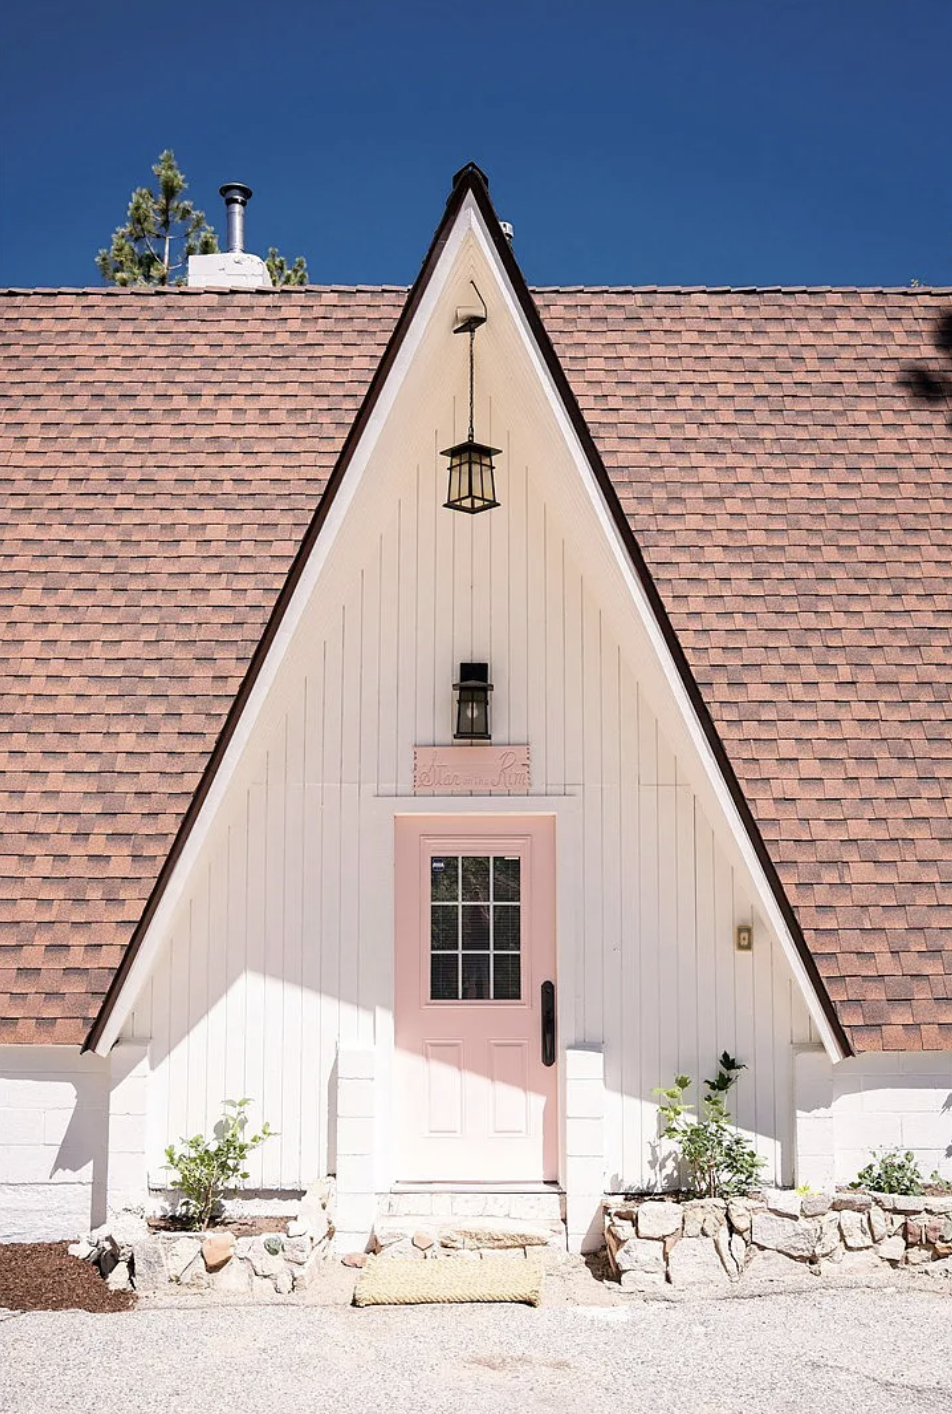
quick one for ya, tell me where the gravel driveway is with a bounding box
[2,1280,951,1414]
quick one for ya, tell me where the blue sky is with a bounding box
[2,0,950,289]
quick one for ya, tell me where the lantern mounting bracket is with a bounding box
[453,280,488,335]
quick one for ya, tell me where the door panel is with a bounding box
[394,815,557,1182]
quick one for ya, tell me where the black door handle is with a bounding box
[541,980,556,1067]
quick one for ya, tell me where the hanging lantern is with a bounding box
[442,437,501,514]
[442,304,500,514]
[453,662,493,740]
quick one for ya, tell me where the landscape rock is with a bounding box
[286,1218,311,1239]
[246,1239,283,1279]
[801,1194,832,1218]
[201,1231,236,1272]
[906,1246,934,1266]
[832,1192,871,1213]
[612,1236,666,1277]
[274,1267,294,1295]
[888,1195,927,1215]
[637,1203,682,1240]
[293,1252,325,1290]
[618,1269,666,1293]
[682,1200,726,1238]
[765,1189,802,1220]
[412,1230,435,1251]
[815,1214,843,1261]
[178,1253,209,1288]
[67,1240,94,1260]
[668,1236,729,1287]
[726,1198,753,1234]
[106,1259,133,1292]
[342,1252,367,1268]
[834,1249,883,1277]
[751,1212,818,1260]
[746,1248,815,1283]
[839,1210,873,1250]
[207,1257,252,1294]
[131,1241,168,1292]
[868,1206,888,1243]
[283,1236,312,1264]
[878,1235,907,1264]
[165,1237,202,1282]
[714,1224,741,1279]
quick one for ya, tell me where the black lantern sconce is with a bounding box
[454,662,493,740]
[442,284,501,514]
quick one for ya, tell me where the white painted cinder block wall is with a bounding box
[795,1047,952,1188]
[0,1047,110,1241]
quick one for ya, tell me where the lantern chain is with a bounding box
[468,325,475,444]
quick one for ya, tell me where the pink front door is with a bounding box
[394,815,558,1182]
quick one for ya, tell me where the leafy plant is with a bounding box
[163,1098,276,1230]
[929,1170,952,1194]
[654,1052,765,1198]
[850,1148,924,1196]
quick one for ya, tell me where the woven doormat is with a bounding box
[353,1254,544,1307]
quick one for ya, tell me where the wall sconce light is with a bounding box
[454,662,493,740]
[736,924,753,952]
[442,284,500,514]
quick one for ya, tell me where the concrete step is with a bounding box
[372,1213,567,1259]
[379,1187,565,1224]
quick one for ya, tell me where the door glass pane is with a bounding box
[431,906,458,950]
[493,954,520,1001]
[493,905,520,951]
[461,903,490,949]
[493,857,520,902]
[429,853,522,1001]
[461,954,490,1000]
[431,856,459,901]
[461,856,490,901]
[430,953,459,1001]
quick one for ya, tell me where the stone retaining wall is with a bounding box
[604,1190,952,1291]
[85,1178,336,1298]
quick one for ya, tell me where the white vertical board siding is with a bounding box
[124,246,813,1191]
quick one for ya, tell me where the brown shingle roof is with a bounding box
[2,283,951,1050]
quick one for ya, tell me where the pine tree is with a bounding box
[96,150,218,286]
[266,246,309,287]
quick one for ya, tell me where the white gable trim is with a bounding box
[465,210,846,1062]
[91,208,478,1055]
[93,187,845,1062]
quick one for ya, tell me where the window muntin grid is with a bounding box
[429,855,521,1001]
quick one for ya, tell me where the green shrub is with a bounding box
[850,1148,924,1196]
[654,1053,764,1199]
[163,1098,276,1230]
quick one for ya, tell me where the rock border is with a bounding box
[77,1178,336,1298]
[604,1189,952,1292]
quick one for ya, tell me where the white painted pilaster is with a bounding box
[334,1046,376,1251]
[793,1045,835,1190]
[107,1042,150,1218]
[564,1045,605,1252]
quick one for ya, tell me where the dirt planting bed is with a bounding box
[0,1242,135,1314]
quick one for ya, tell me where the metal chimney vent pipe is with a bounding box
[219,182,253,254]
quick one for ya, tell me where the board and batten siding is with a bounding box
[125,449,813,1193]
[124,242,815,1192]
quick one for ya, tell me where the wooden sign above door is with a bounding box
[413,745,531,794]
